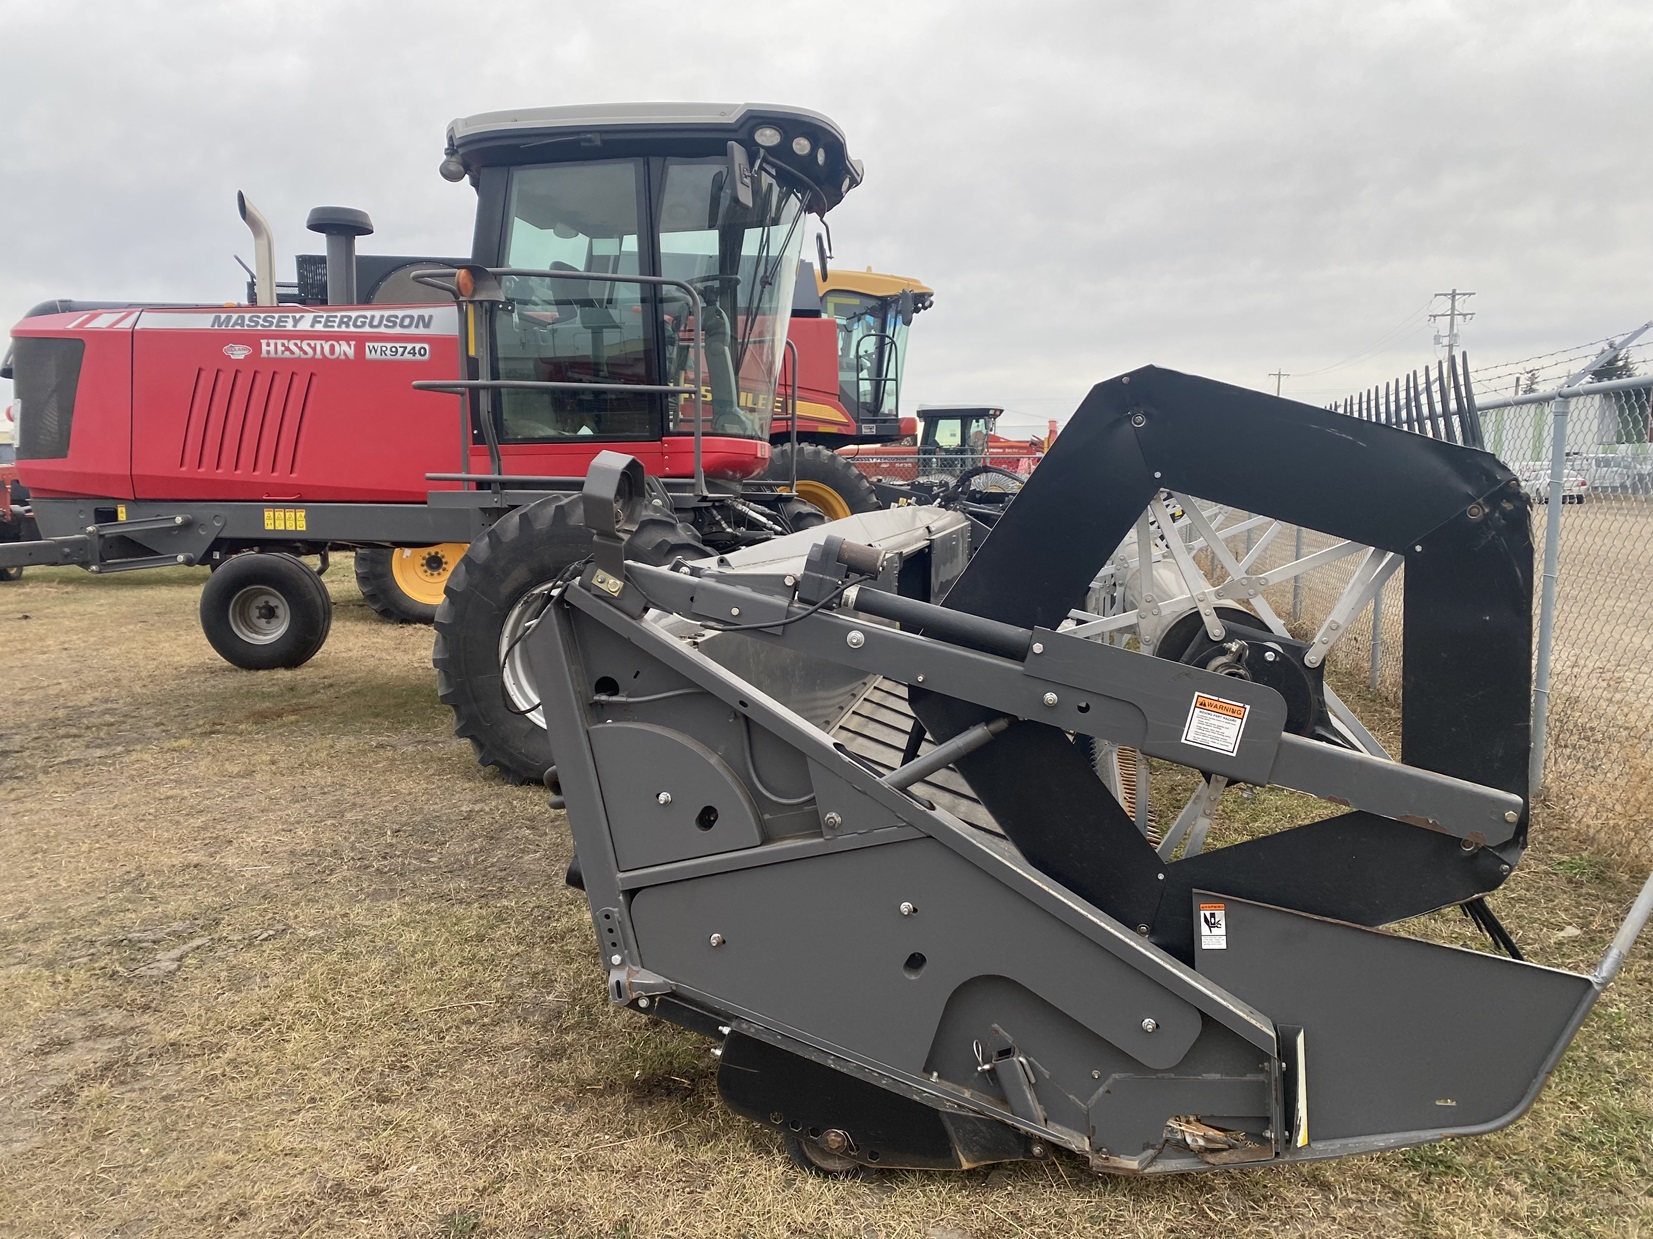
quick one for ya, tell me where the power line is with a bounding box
[1428,289,1475,372]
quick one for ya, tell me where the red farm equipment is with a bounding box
[1,102,867,779]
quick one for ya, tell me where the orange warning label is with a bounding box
[1192,694,1246,719]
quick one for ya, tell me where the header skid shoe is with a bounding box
[531,367,1653,1175]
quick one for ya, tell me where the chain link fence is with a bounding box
[1238,334,1653,867]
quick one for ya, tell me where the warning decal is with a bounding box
[1199,902,1228,950]
[1182,692,1249,757]
[262,507,308,532]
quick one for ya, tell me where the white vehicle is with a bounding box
[1513,462,1589,504]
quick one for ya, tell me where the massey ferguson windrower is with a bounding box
[2,103,863,776]
[531,372,1653,1176]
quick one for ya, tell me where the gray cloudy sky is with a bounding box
[3,0,1649,430]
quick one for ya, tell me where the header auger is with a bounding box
[529,367,1653,1176]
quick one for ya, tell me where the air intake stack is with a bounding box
[304,206,374,305]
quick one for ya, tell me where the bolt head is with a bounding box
[1504,809,1519,824]
[637,997,650,1008]
[708,933,726,947]
[1263,650,1277,661]
[175,554,189,564]
[1141,1017,1159,1033]
[846,630,865,649]
[1031,641,1044,654]
[1091,1069,1101,1079]
[915,673,925,683]
[899,901,917,917]
[822,811,843,830]
[1042,691,1059,707]
[1130,412,1146,427]
[656,791,673,806]
[730,606,741,617]
[610,954,623,967]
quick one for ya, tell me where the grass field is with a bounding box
[1,562,1650,1238]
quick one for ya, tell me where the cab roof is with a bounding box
[446,102,863,213]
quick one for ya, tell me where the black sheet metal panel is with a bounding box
[628,836,1202,1077]
[1403,496,1533,808]
[912,366,1531,952]
[717,1031,1029,1170]
[1152,811,1513,960]
[588,722,765,870]
[1193,892,1592,1145]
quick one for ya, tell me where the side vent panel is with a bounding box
[178,368,313,476]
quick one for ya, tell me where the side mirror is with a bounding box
[815,233,830,283]
[897,289,916,326]
[715,141,754,227]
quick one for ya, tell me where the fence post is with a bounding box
[1369,579,1383,691]
[1529,393,1570,798]
[1291,525,1303,624]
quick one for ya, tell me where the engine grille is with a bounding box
[11,337,85,460]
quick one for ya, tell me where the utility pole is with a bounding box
[1429,289,1476,370]
[1267,370,1289,396]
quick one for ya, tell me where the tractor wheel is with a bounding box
[435,493,705,784]
[199,552,333,670]
[0,566,21,583]
[354,543,468,624]
[766,443,881,521]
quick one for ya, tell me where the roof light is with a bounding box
[753,125,783,148]
[816,147,826,166]
[791,135,812,156]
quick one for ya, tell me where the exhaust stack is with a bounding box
[305,206,374,305]
[236,192,277,307]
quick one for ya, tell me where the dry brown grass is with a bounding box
[0,564,1650,1237]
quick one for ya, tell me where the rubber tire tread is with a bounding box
[354,547,438,625]
[766,443,882,516]
[199,552,333,670]
[434,492,710,784]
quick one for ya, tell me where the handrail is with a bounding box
[784,337,800,493]
[410,266,713,496]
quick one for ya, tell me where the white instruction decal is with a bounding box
[1182,692,1249,757]
[1199,902,1227,950]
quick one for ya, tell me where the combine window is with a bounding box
[495,161,654,442]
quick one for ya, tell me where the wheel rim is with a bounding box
[788,480,853,521]
[227,585,290,645]
[499,584,557,729]
[390,542,467,606]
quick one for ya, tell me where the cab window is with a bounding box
[493,161,655,441]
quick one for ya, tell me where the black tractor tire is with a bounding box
[354,544,468,624]
[765,442,881,521]
[199,552,333,670]
[435,492,707,784]
[0,564,20,583]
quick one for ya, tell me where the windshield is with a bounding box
[821,291,907,422]
[490,156,806,444]
[659,156,805,440]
